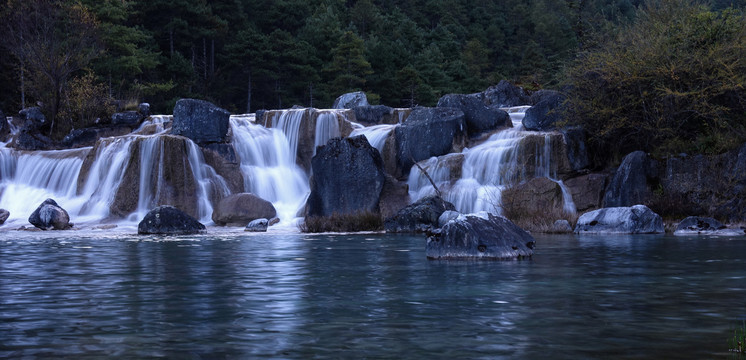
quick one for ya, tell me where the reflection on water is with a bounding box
[0,231,745,359]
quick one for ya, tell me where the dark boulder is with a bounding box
[307,136,385,217]
[14,129,54,151]
[19,107,47,131]
[603,151,658,207]
[426,214,535,260]
[565,173,608,212]
[480,80,530,107]
[171,98,230,145]
[394,107,466,174]
[522,90,566,131]
[0,109,9,142]
[384,195,456,233]
[212,193,277,226]
[111,111,143,127]
[138,103,151,118]
[0,209,9,224]
[245,218,269,232]
[137,205,205,235]
[673,216,743,236]
[437,94,511,136]
[28,199,72,230]
[62,126,136,148]
[561,127,589,171]
[332,91,369,109]
[353,105,394,125]
[574,205,664,234]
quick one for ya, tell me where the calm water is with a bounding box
[1,229,745,359]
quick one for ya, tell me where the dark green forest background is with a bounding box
[1,0,745,157]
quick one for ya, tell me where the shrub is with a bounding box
[298,211,383,233]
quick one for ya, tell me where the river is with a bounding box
[1,229,744,359]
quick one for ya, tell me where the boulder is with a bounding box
[171,98,230,145]
[307,135,385,217]
[245,218,269,232]
[378,174,410,220]
[574,205,664,234]
[19,107,47,131]
[384,195,456,233]
[437,94,511,136]
[552,219,573,233]
[673,216,743,236]
[212,193,277,226]
[438,210,461,228]
[137,205,205,235]
[0,109,9,142]
[13,129,54,151]
[561,127,589,171]
[0,209,9,224]
[332,91,369,109]
[565,173,608,212]
[62,126,136,148]
[502,177,568,216]
[111,111,143,127]
[480,80,530,107]
[522,90,566,131]
[353,105,394,125]
[200,143,244,194]
[394,107,466,175]
[603,151,658,207]
[426,214,535,260]
[138,103,151,117]
[28,199,72,230]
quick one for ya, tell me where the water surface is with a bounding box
[1,230,744,359]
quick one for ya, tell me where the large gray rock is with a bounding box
[426,214,535,260]
[307,136,385,217]
[212,193,277,226]
[603,151,658,207]
[384,195,456,233]
[28,199,71,230]
[574,205,664,234]
[394,107,466,175]
[333,91,369,109]
[673,216,743,236]
[561,127,589,171]
[137,205,205,235]
[480,80,530,107]
[522,90,566,131]
[353,105,394,125]
[0,209,9,224]
[171,99,230,144]
[437,94,511,136]
[501,177,568,217]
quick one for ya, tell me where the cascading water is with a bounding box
[408,105,576,215]
[349,124,397,153]
[314,112,340,154]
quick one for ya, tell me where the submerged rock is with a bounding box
[137,205,205,235]
[245,218,269,232]
[426,214,535,260]
[307,136,385,217]
[28,199,72,230]
[384,195,456,233]
[574,205,664,234]
[212,193,277,226]
[673,216,743,236]
[0,209,9,224]
[171,98,230,145]
[333,91,369,109]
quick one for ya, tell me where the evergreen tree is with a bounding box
[325,31,373,95]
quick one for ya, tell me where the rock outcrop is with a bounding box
[137,205,205,235]
[353,105,394,125]
[307,136,385,217]
[437,94,511,136]
[479,80,530,107]
[395,107,466,175]
[333,91,369,109]
[574,205,664,234]
[28,199,72,230]
[501,177,569,216]
[426,214,535,260]
[522,90,566,131]
[384,195,456,233]
[561,127,589,172]
[603,151,658,207]
[565,173,608,212]
[212,193,276,226]
[171,99,230,145]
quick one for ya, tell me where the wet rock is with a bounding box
[28,199,72,230]
[561,127,589,171]
[480,80,530,107]
[426,213,535,260]
[603,151,658,207]
[307,136,385,217]
[171,98,230,145]
[502,177,568,217]
[137,205,205,235]
[395,107,466,175]
[673,216,743,236]
[384,195,456,233]
[333,91,369,109]
[353,105,394,125]
[437,94,511,136]
[201,143,244,194]
[438,210,461,228]
[138,103,151,118]
[111,111,143,127]
[212,193,277,226]
[245,218,269,232]
[62,126,135,148]
[574,205,664,234]
[0,209,9,224]
[565,173,608,212]
[378,174,410,220]
[13,129,54,151]
[522,90,566,131]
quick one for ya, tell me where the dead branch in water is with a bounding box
[410,155,442,198]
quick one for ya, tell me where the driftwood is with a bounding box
[411,155,442,198]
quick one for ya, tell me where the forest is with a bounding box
[0,0,745,156]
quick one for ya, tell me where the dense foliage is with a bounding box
[566,0,746,159]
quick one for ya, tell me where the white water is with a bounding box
[349,124,397,153]
[408,105,576,215]
[314,111,341,153]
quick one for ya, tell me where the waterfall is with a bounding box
[78,137,136,220]
[408,105,576,216]
[271,109,305,162]
[349,124,396,153]
[186,140,231,221]
[314,111,340,152]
